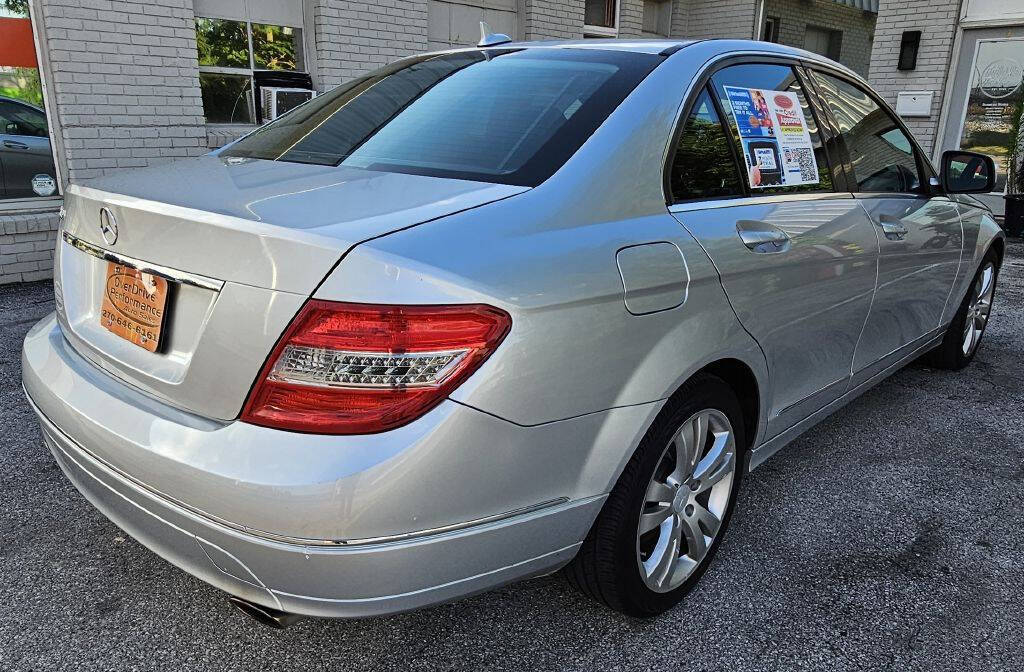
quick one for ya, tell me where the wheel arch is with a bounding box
[989,236,1005,266]
[690,358,760,455]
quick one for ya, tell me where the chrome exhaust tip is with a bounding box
[228,596,304,630]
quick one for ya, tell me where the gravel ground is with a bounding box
[2,240,1023,672]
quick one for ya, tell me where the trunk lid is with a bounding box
[55,155,526,420]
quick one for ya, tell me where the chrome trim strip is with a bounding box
[773,375,849,418]
[26,388,569,548]
[668,192,854,214]
[61,231,224,291]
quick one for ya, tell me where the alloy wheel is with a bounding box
[963,261,996,356]
[636,409,737,593]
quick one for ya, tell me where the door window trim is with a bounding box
[662,54,844,206]
[804,65,941,197]
[795,64,852,192]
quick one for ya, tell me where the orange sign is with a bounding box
[100,262,169,353]
[0,18,37,69]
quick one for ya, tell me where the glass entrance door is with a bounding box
[942,28,1024,216]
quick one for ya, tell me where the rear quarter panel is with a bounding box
[318,200,766,429]
[314,44,770,446]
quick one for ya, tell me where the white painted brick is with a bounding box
[38,0,207,185]
[867,0,960,155]
[762,0,877,78]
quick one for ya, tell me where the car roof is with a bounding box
[428,38,860,79]
[498,38,695,54]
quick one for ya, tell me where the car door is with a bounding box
[668,61,879,440]
[808,70,964,384]
[0,99,57,199]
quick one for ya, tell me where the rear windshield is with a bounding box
[220,48,661,186]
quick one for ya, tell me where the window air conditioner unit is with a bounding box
[260,87,316,122]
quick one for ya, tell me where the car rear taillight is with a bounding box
[241,301,511,434]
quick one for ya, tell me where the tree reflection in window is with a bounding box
[670,89,743,201]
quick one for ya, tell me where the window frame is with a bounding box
[805,65,940,197]
[195,14,307,125]
[662,55,844,205]
[0,1,63,210]
[641,0,673,38]
[804,26,843,62]
[583,0,620,38]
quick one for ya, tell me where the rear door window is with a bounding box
[710,63,834,194]
[221,49,661,187]
[668,88,744,202]
[809,71,924,193]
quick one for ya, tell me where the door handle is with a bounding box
[736,220,791,253]
[878,214,908,240]
[2,139,28,150]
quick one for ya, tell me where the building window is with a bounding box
[0,2,59,202]
[584,0,618,37]
[642,0,672,38]
[195,17,305,124]
[762,16,780,43]
[804,26,842,62]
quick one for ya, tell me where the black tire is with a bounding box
[929,248,1000,371]
[565,373,745,617]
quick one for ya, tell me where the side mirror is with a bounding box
[3,122,17,135]
[941,150,996,194]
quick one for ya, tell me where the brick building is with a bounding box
[0,0,1020,282]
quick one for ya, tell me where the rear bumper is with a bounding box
[21,313,627,617]
[36,401,596,617]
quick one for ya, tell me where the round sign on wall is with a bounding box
[979,58,1024,99]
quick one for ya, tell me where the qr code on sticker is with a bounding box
[790,147,817,181]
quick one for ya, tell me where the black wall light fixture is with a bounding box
[898,30,921,71]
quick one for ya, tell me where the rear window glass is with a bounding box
[221,49,661,187]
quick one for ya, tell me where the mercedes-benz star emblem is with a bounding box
[99,207,118,246]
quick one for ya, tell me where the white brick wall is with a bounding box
[669,0,688,38]
[0,211,60,284]
[521,0,584,40]
[764,0,877,77]
[38,0,208,183]
[311,0,429,88]
[867,0,960,155]
[678,0,756,39]
[618,0,644,37]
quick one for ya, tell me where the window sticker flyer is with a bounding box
[723,86,820,189]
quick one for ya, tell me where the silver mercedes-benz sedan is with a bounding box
[23,38,1004,626]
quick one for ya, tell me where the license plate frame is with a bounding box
[99,260,170,353]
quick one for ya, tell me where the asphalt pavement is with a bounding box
[2,240,1023,671]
